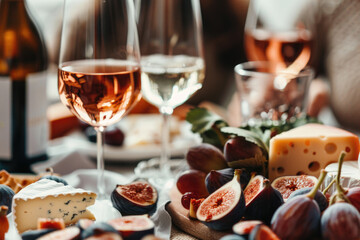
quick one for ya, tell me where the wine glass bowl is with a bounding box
[58,0,141,204]
[135,0,205,183]
[244,0,314,67]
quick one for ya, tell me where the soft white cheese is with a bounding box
[12,178,97,233]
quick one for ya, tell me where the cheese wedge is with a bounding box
[13,179,97,233]
[269,124,360,181]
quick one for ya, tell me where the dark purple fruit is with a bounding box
[248,224,280,240]
[321,202,360,240]
[243,176,283,225]
[219,234,246,240]
[270,170,327,240]
[108,215,155,240]
[205,168,250,194]
[181,192,199,210]
[346,187,360,213]
[186,143,228,174]
[176,169,209,198]
[288,187,328,212]
[21,229,57,240]
[0,184,14,214]
[111,180,158,216]
[85,125,125,146]
[196,169,246,231]
[223,137,265,170]
[232,220,262,237]
[271,175,317,201]
[81,222,119,239]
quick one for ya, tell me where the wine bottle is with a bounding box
[0,0,48,173]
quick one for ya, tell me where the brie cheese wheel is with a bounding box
[269,124,360,181]
[12,178,97,233]
[324,161,360,193]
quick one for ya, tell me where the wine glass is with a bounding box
[134,0,205,184]
[244,0,315,69]
[58,0,141,203]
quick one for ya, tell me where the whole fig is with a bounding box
[223,137,266,172]
[288,187,328,212]
[321,202,360,240]
[270,170,327,240]
[186,143,227,174]
[346,187,360,213]
[176,169,209,198]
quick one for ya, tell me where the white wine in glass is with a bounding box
[58,0,141,214]
[135,0,205,183]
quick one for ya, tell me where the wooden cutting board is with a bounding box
[166,187,230,240]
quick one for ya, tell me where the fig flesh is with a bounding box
[271,175,317,201]
[186,143,228,174]
[111,180,158,216]
[248,224,280,240]
[321,202,360,240]
[288,187,328,212]
[108,215,155,240]
[196,169,246,231]
[232,220,262,237]
[270,170,327,240]
[243,176,283,225]
[189,198,204,219]
[81,222,119,240]
[346,187,360,213]
[205,168,250,194]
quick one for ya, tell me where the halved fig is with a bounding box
[111,180,158,216]
[38,226,81,240]
[37,218,65,230]
[244,175,284,225]
[205,168,250,194]
[189,198,204,219]
[108,215,155,240]
[81,222,120,240]
[232,220,262,237]
[249,224,280,240]
[271,175,317,201]
[196,169,246,231]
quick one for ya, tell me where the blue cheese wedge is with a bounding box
[12,178,97,233]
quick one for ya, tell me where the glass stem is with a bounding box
[160,107,173,175]
[95,126,106,200]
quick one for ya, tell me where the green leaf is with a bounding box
[186,107,225,133]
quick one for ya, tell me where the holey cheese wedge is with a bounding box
[12,178,96,233]
[269,124,360,181]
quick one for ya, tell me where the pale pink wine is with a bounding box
[58,59,141,127]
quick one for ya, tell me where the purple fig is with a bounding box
[243,175,284,225]
[223,137,266,172]
[186,143,228,174]
[111,180,158,216]
[205,168,250,194]
[248,224,280,240]
[196,169,246,231]
[321,202,360,240]
[288,187,328,212]
[270,170,327,240]
[346,187,360,213]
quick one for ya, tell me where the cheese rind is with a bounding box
[13,179,97,233]
[269,124,360,181]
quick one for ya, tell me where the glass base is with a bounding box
[134,158,188,188]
